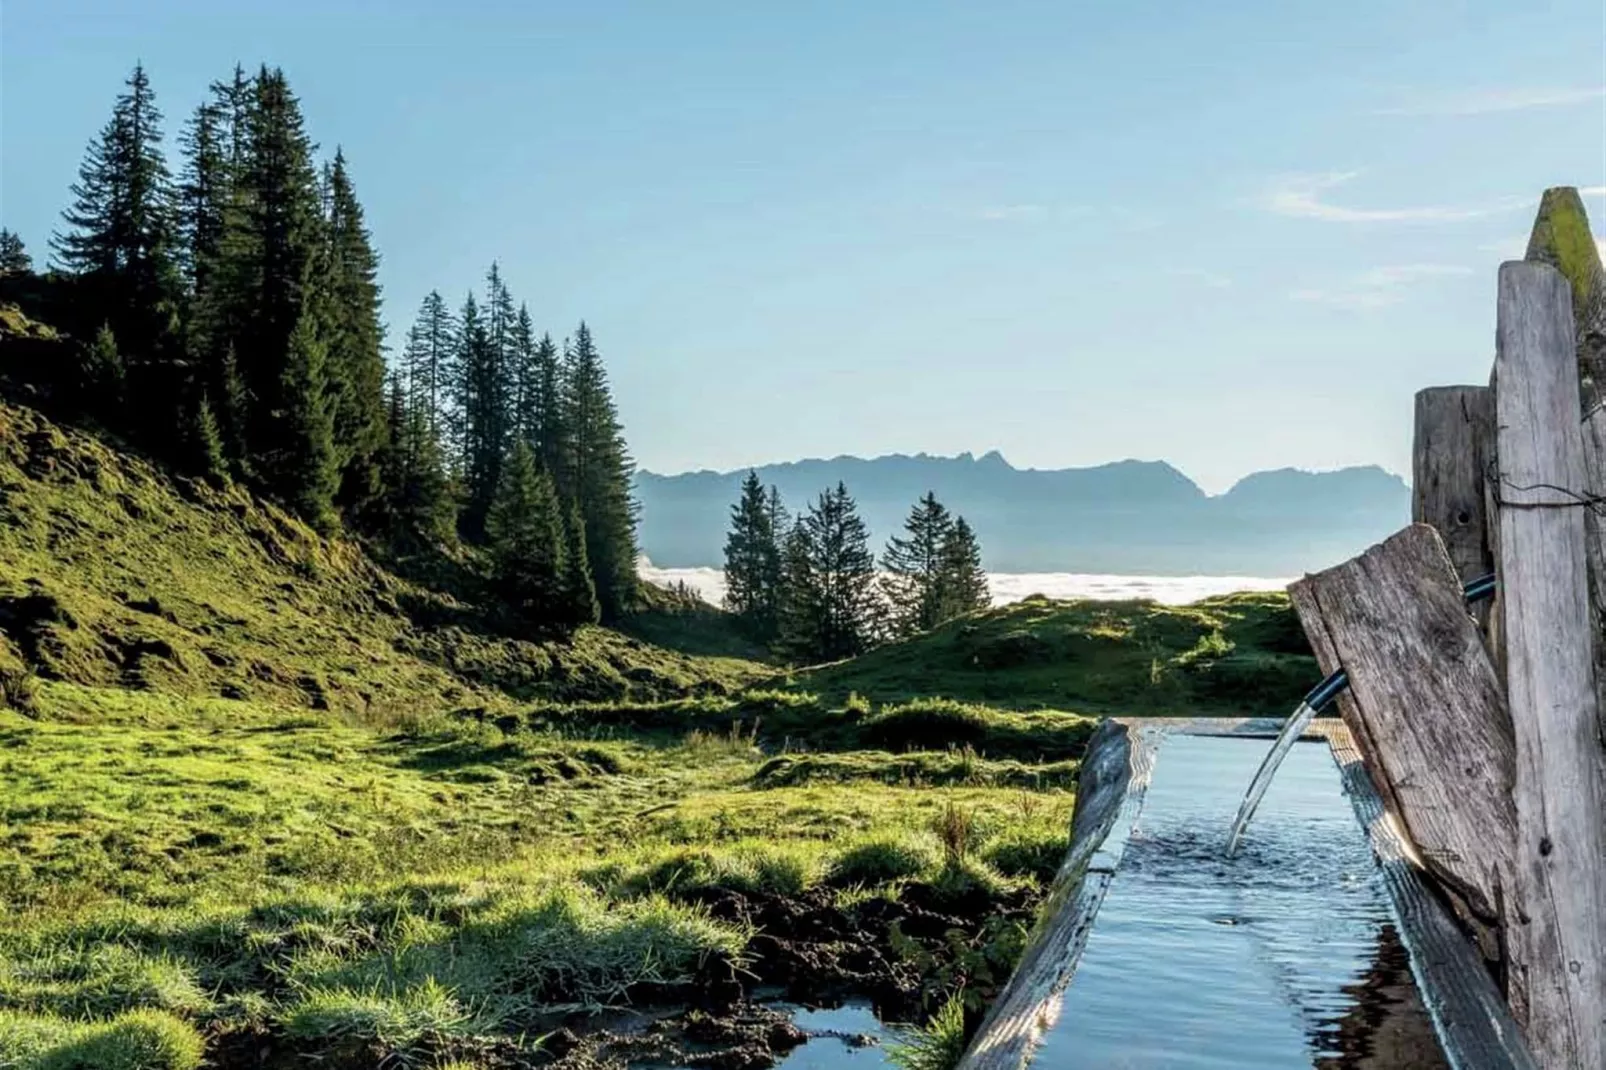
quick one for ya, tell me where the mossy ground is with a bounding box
[0,400,1316,1069]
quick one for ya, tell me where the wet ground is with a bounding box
[1034,735,1449,1070]
[212,881,1033,1070]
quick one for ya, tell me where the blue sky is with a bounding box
[3,1,1603,492]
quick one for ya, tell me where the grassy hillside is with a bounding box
[0,394,1317,1070]
[0,398,762,720]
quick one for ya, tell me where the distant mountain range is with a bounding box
[634,453,1409,575]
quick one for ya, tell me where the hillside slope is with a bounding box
[0,400,763,720]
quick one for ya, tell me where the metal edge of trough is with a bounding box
[955,716,1537,1070]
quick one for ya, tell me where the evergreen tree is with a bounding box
[882,492,956,638]
[938,516,989,619]
[379,373,455,543]
[400,291,456,446]
[266,313,338,531]
[779,483,880,661]
[561,498,601,626]
[189,394,229,483]
[486,440,565,623]
[0,229,31,274]
[176,100,228,300]
[52,63,184,436]
[322,148,387,515]
[454,291,506,539]
[530,332,565,481]
[235,66,329,507]
[510,304,539,445]
[562,323,638,619]
[723,471,782,640]
[81,323,126,416]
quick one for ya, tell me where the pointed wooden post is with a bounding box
[1492,261,1606,1067]
[1413,386,1495,585]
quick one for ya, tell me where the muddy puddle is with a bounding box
[1036,734,1448,1070]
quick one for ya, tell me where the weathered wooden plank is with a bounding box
[957,719,1159,1070]
[1288,525,1515,927]
[1492,260,1606,1068]
[1414,386,1496,585]
[1583,402,1606,741]
[1327,727,1540,1070]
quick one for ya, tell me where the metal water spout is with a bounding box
[1224,572,1498,857]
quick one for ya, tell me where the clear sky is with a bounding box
[3,1,1603,491]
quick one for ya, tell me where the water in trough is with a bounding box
[1033,734,1449,1069]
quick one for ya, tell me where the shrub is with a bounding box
[826,835,939,888]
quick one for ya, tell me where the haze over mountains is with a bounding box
[635,453,1409,576]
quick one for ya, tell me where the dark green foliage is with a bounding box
[453,292,505,539]
[939,517,989,620]
[380,373,456,543]
[883,492,954,638]
[0,229,31,274]
[400,291,455,452]
[779,483,882,662]
[530,333,565,478]
[486,440,565,624]
[265,314,338,531]
[321,149,387,516]
[562,498,602,626]
[562,323,638,620]
[80,324,126,416]
[50,64,185,445]
[884,494,988,639]
[188,394,228,483]
[723,471,783,641]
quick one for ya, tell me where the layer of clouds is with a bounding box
[1291,263,1472,310]
[1377,85,1606,116]
[638,560,1290,608]
[1262,172,1527,223]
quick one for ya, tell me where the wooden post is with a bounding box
[1583,402,1606,741]
[1413,386,1495,584]
[1288,525,1515,932]
[1492,261,1606,1068]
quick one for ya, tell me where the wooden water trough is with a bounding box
[957,189,1606,1070]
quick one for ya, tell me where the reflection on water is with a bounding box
[1036,735,1448,1070]
[774,1002,895,1069]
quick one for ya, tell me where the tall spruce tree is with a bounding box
[561,498,601,627]
[779,483,880,661]
[0,230,31,274]
[322,148,387,516]
[486,440,565,624]
[380,372,456,543]
[52,63,184,438]
[401,291,456,447]
[938,517,989,619]
[234,66,331,517]
[723,471,782,640]
[530,333,565,481]
[454,291,506,539]
[510,303,539,446]
[268,313,339,531]
[882,492,956,638]
[562,323,638,619]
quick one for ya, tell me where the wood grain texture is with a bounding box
[1493,261,1606,1068]
[1582,402,1606,743]
[1327,727,1540,1070]
[1414,386,1496,585]
[957,719,1159,1070]
[1289,524,1517,924]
